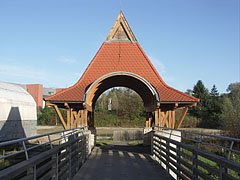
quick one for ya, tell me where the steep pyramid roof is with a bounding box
[45,11,199,104]
[105,11,137,42]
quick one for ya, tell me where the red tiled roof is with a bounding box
[45,41,199,102]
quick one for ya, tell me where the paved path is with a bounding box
[73,144,173,180]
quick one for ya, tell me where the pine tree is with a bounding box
[191,80,210,127]
[210,84,219,97]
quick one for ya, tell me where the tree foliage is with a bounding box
[190,81,223,128]
[221,82,240,138]
[95,88,145,126]
[37,106,66,125]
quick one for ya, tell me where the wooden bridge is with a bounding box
[0,127,239,180]
[1,11,238,180]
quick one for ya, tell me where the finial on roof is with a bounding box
[105,11,137,42]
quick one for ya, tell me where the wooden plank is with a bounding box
[168,110,172,128]
[53,105,67,130]
[73,110,81,127]
[172,110,175,129]
[162,111,169,127]
[83,103,92,112]
[155,110,158,127]
[67,108,70,129]
[176,107,189,129]
[145,112,149,127]
[149,112,152,127]
[158,110,160,126]
[80,110,83,127]
[70,108,74,128]
[84,110,88,126]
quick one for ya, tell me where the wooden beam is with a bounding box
[84,110,88,127]
[70,108,74,128]
[73,110,81,127]
[80,110,84,127]
[172,110,175,129]
[176,107,189,129]
[168,110,172,128]
[83,103,93,112]
[158,109,161,126]
[155,110,159,127]
[162,111,169,127]
[64,102,70,109]
[67,108,70,129]
[53,105,67,130]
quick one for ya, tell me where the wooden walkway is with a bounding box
[73,143,173,180]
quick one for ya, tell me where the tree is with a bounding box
[190,80,210,127]
[208,85,222,128]
[221,82,240,138]
[210,84,219,97]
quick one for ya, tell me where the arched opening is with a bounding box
[84,71,159,113]
[94,87,146,127]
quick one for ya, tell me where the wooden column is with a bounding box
[172,110,175,129]
[88,112,94,127]
[84,110,88,127]
[146,112,152,128]
[168,110,172,128]
[80,110,84,127]
[155,110,159,127]
[66,108,70,129]
[162,111,169,127]
[70,108,74,128]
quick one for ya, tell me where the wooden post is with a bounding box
[145,112,148,127]
[53,105,67,130]
[67,108,70,129]
[172,110,175,129]
[162,111,169,127]
[70,108,74,128]
[168,110,172,128]
[80,110,84,127]
[89,112,94,127]
[84,110,88,127]
[159,111,164,127]
[176,107,189,129]
[73,110,81,127]
[155,110,159,127]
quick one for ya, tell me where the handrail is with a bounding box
[0,127,84,147]
[152,127,240,180]
[153,126,240,160]
[0,127,85,163]
[0,127,87,180]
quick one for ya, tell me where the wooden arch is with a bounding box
[84,71,159,112]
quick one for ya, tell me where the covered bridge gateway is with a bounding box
[44,11,199,130]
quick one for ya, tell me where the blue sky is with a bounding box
[0,0,239,94]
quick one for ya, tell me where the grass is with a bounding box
[181,148,240,180]
[96,139,143,146]
[94,111,145,127]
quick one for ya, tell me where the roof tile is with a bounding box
[45,41,199,103]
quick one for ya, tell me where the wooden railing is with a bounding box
[0,127,87,180]
[152,127,240,180]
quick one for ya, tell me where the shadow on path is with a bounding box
[73,143,173,180]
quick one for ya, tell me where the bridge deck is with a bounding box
[73,143,173,180]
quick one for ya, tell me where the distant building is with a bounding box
[10,83,64,109]
[0,81,37,141]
